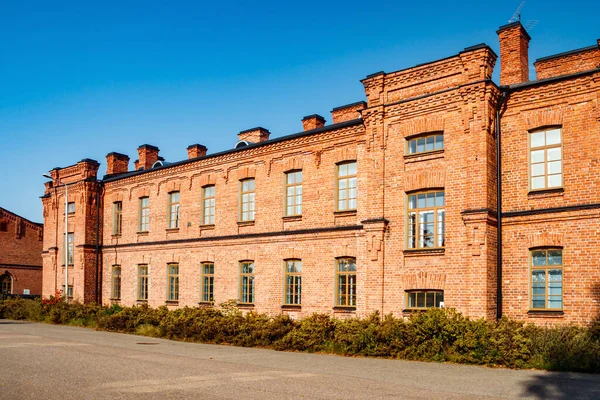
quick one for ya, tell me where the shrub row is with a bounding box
[1,297,599,372]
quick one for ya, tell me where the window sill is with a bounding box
[237,221,255,227]
[61,265,75,268]
[404,149,444,161]
[403,248,445,257]
[528,187,564,196]
[282,215,302,222]
[334,210,357,217]
[111,234,122,239]
[527,310,564,317]
[281,304,302,309]
[137,231,149,236]
[198,301,214,307]
[136,300,148,304]
[165,300,179,305]
[165,228,180,233]
[333,306,356,312]
[200,224,215,230]
[109,298,121,302]
[237,303,255,309]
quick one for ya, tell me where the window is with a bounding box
[284,260,302,305]
[139,197,150,232]
[66,232,74,265]
[407,191,445,249]
[240,179,255,222]
[112,201,122,236]
[407,133,444,155]
[530,128,562,190]
[202,186,215,225]
[167,263,179,301]
[336,162,357,211]
[531,249,563,310]
[0,222,7,232]
[67,202,75,215]
[239,261,255,304]
[201,262,214,302]
[335,258,356,307]
[138,264,149,301]
[111,265,121,299]
[168,192,180,229]
[0,274,12,294]
[406,290,444,309]
[285,171,303,216]
[61,285,73,298]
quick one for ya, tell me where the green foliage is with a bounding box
[1,297,599,373]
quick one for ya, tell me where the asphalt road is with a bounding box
[0,320,598,399]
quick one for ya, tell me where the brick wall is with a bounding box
[0,207,43,295]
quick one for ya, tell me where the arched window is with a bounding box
[0,273,12,295]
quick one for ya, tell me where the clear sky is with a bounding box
[1,0,598,223]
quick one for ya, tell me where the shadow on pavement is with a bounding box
[521,372,600,399]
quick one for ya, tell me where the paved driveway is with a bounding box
[0,320,598,399]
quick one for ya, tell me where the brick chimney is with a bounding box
[237,127,270,144]
[137,144,160,170]
[301,114,326,131]
[497,21,531,86]
[187,144,207,159]
[105,152,130,175]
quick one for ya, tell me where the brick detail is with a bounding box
[526,232,564,248]
[524,109,564,130]
[535,46,600,80]
[402,272,447,290]
[404,171,445,192]
[400,117,445,137]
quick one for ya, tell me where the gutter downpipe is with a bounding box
[496,90,507,320]
[95,181,102,304]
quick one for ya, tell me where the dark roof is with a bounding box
[0,206,43,227]
[302,114,326,121]
[137,144,159,151]
[103,118,364,183]
[503,68,600,90]
[239,127,269,135]
[331,101,367,112]
[535,45,598,63]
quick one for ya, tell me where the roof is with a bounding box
[0,207,43,227]
[103,118,364,183]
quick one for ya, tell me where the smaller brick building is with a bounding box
[0,207,43,295]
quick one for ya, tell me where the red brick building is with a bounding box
[0,207,43,296]
[41,22,600,324]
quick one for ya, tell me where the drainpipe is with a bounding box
[495,90,507,320]
[95,182,102,304]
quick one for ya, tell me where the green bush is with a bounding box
[1,297,599,373]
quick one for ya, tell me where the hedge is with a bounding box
[1,297,599,372]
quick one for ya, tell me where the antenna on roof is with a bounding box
[509,1,525,23]
[524,20,539,31]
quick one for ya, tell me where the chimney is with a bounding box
[331,101,366,124]
[301,114,326,131]
[187,144,207,159]
[137,144,160,170]
[237,127,270,144]
[105,152,130,175]
[497,21,531,86]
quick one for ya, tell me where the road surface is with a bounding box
[0,320,598,399]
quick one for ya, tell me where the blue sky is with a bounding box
[1,0,599,222]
